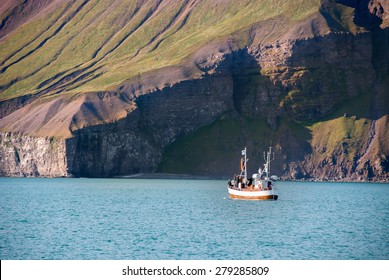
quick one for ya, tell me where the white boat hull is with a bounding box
[228,187,278,200]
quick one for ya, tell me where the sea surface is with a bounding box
[0,178,388,260]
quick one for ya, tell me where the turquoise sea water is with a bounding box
[0,178,388,260]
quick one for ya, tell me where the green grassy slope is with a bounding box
[0,0,321,101]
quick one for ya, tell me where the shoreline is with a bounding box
[1,173,388,183]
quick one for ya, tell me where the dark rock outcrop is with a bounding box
[66,74,233,177]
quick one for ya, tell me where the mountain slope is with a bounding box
[0,0,321,99]
[0,0,388,181]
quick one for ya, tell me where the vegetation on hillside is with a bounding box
[0,0,321,101]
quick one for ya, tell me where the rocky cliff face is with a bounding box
[66,73,235,177]
[158,25,389,181]
[0,0,388,181]
[67,27,388,180]
[0,132,67,177]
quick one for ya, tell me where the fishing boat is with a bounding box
[227,147,278,200]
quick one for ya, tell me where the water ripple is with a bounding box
[0,178,388,259]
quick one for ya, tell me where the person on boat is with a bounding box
[233,174,238,188]
[240,158,245,173]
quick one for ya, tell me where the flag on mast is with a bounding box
[241,148,246,156]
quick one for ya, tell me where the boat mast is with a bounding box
[241,147,247,181]
[267,146,272,177]
[263,146,274,180]
[244,147,247,181]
